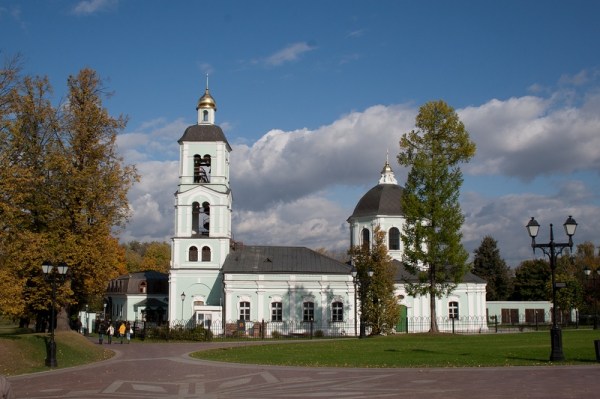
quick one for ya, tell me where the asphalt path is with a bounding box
[7,339,600,399]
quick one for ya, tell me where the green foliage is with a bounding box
[472,235,512,300]
[349,226,401,335]
[145,325,213,341]
[123,241,171,273]
[398,100,476,331]
[511,259,551,300]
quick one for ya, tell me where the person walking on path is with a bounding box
[98,321,106,344]
[118,322,126,344]
[107,323,114,344]
[126,321,132,343]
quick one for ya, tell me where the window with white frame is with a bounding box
[239,301,250,321]
[449,301,459,319]
[303,301,315,322]
[332,301,343,322]
[271,302,282,322]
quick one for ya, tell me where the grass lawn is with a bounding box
[0,330,113,376]
[191,329,600,368]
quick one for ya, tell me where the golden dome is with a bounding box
[197,88,217,111]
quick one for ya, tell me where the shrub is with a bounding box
[314,330,324,338]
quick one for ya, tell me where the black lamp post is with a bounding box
[526,215,577,361]
[41,261,69,368]
[351,268,374,338]
[584,266,600,330]
[181,292,186,321]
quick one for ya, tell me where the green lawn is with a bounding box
[0,330,113,376]
[191,330,600,368]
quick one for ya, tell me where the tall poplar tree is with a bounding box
[398,100,476,332]
[349,226,400,335]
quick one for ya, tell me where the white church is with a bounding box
[160,84,488,335]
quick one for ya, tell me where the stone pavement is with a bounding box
[7,339,600,399]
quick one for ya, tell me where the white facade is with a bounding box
[166,85,487,335]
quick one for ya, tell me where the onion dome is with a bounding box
[197,87,217,111]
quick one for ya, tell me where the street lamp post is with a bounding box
[351,268,374,338]
[103,303,107,321]
[181,292,186,321]
[584,266,600,330]
[41,262,69,368]
[85,304,89,336]
[526,216,577,362]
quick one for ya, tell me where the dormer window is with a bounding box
[139,281,147,294]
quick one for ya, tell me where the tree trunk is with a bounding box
[56,307,71,331]
[429,288,439,333]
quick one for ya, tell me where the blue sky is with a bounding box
[2,0,600,266]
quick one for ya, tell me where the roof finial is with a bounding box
[206,73,209,90]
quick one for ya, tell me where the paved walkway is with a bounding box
[7,339,600,399]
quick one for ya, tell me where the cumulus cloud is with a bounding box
[120,80,600,267]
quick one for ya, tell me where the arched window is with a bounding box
[239,301,250,321]
[303,301,315,322]
[139,281,147,294]
[193,154,209,183]
[332,302,343,322]
[203,110,208,122]
[271,302,282,322]
[192,202,200,235]
[389,227,400,250]
[201,201,210,235]
[189,246,198,262]
[449,301,459,319]
[201,246,211,262]
[361,228,370,249]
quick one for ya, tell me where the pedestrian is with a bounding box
[126,321,132,343]
[107,323,114,344]
[119,322,126,344]
[98,321,106,344]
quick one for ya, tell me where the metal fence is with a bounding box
[129,310,594,341]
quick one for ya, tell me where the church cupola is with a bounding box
[379,157,398,185]
[197,78,217,125]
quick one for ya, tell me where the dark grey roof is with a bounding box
[113,270,168,295]
[177,124,232,151]
[348,183,404,220]
[223,245,351,274]
[392,260,487,284]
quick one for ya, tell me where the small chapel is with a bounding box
[164,84,488,335]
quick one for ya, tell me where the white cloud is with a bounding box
[72,0,117,16]
[264,42,316,66]
[121,83,600,268]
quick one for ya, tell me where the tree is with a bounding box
[0,60,61,323]
[570,241,599,319]
[472,236,512,300]
[511,259,551,301]
[398,100,476,332]
[0,65,139,329]
[349,226,400,335]
[140,242,171,273]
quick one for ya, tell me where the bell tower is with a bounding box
[169,80,232,326]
